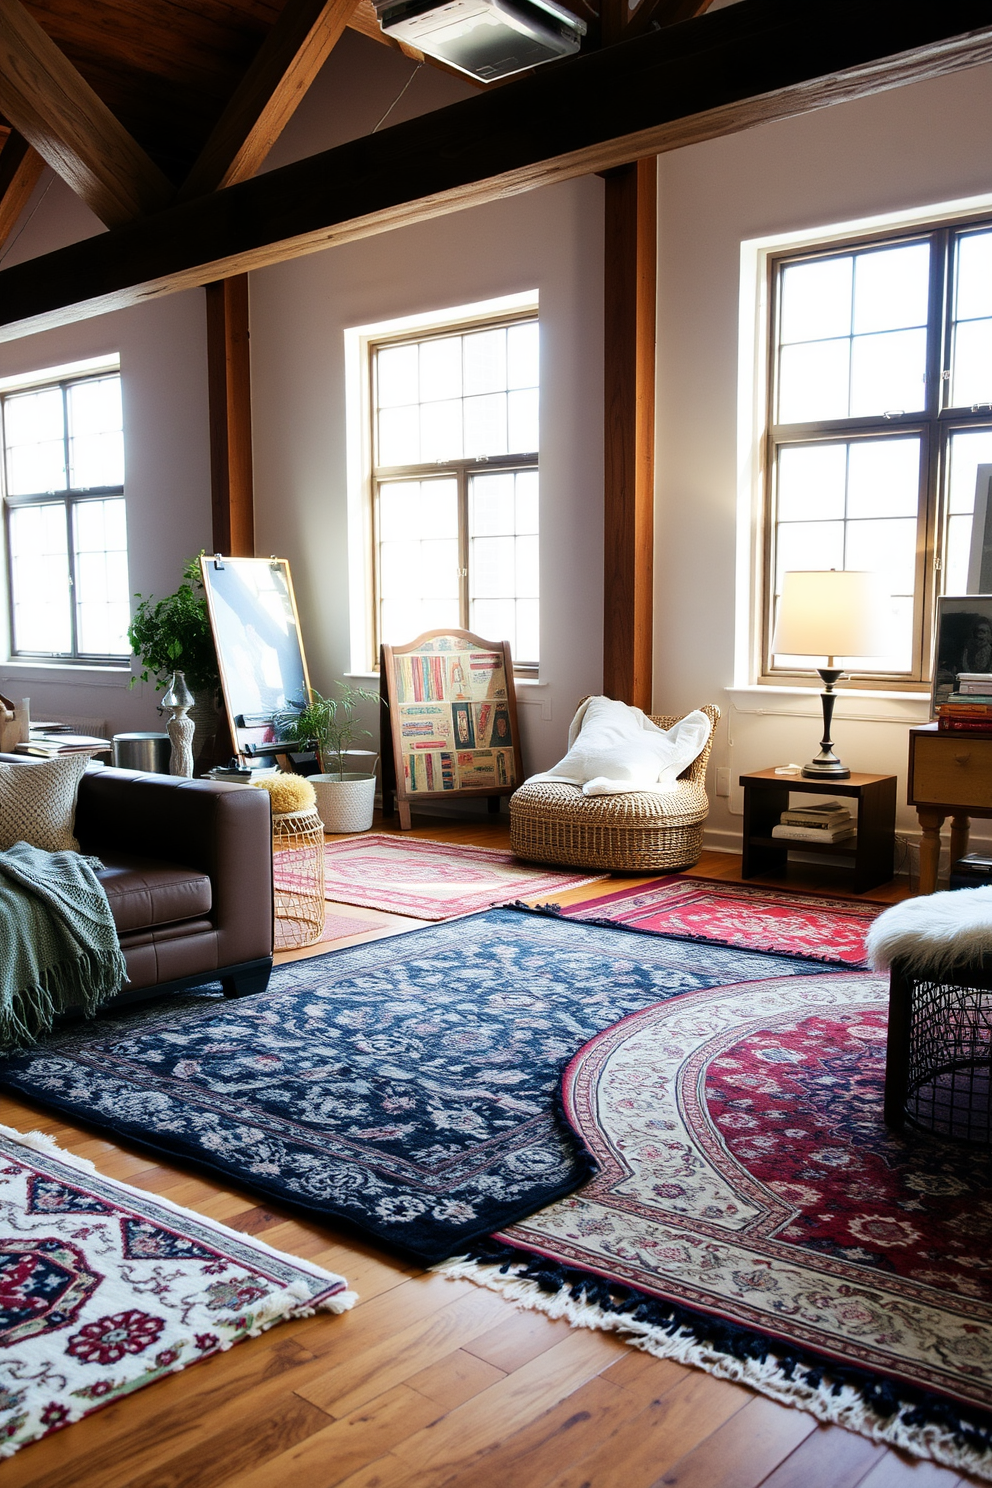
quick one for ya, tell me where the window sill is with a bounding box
[727,683,931,723]
[1,660,132,685]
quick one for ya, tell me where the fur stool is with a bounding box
[868,888,992,1142]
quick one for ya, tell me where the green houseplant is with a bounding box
[127,555,219,695]
[276,683,379,832]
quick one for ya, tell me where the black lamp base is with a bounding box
[802,667,851,780]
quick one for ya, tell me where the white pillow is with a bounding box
[530,696,712,797]
[0,754,89,853]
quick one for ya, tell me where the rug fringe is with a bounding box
[435,1255,992,1482]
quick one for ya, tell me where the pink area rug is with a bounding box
[321,834,606,918]
[556,875,884,966]
[317,911,392,945]
[0,1124,353,1458]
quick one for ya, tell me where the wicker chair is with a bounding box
[510,703,721,874]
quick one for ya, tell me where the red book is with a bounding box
[937,718,992,733]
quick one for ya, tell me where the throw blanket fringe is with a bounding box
[436,1240,992,1481]
[0,844,126,1049]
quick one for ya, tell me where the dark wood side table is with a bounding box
[739,768,897,893]
[908,723,992,895]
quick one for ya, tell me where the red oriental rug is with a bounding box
[0,1124,354,1458]
[556,876,884,966]
[442,970,992,1479]
[321,834,606,919]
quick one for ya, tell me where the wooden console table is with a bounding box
[908,724,992,894]
[739,768,896,893]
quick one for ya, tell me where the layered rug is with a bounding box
[0,1123,353,1458]
[555,875,884,966]
[317,910,393,946]
[440,970,992,1479]
[0,910,828,1264]
[321,834,606,918]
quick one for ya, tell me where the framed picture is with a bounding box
[380,628,524,829]
[930,594,992,717]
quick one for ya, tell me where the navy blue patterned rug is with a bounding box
[0,908,830,1263]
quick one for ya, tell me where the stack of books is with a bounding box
[771,801,856,844]
[16,730,111,758]
[938,673,992,734]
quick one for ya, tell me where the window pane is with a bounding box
[777,443,846,521]
[515,470,538,534]
[379,478,457,543]
[849,328,927,416]
[378,405,420,466]
[515,598,539,664]
[778,340,849,424]
[419,337,461,401]
[946,512,975,596]
[463,329,506,395]
[779,258,852,343]
[4,387,63,447]
[468,470,539,665]
[464,393,507,457]
[68,377,121,436]
[846,438,920,518]
[507,322,539,389]
[377,345,419,408]
[852,243,930,334]
[8,503,71,653]
[471,472,515,535]
[845,516,917,593]
[774,520,845,590]
[955,232,992,322]
[951,319,992,408]
[74,496,131,655]
[6,439,67,496]
[947,429,992,516]
[420,399,462,462]
[70,431,125,489]
[507,388,538,453]
[377,478,459,646]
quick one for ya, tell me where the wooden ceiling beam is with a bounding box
[0,128,42,251]
[0,0,174,226]
[0,0,989,339]
[182,0,363,198]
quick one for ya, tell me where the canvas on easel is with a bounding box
[380,629,524,829]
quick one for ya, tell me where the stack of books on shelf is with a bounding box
[938,673,992,734]
[770,801,856,844]
[16,727,111,758]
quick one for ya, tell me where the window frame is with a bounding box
[760,215,992,690]
[1,368,129,666]
[366,307,539,674]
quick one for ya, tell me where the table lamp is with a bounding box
[771,570,889,779]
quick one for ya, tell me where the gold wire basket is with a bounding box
[271,807,326,951]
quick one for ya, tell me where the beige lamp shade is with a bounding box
[772,570,890,659]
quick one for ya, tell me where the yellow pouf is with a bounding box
[254,773,316,815]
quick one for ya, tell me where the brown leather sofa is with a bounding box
[3,757,274,1004]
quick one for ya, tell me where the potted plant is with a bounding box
[276,682,379,832]
[127,555,223,772]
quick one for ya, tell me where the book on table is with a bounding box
[771,823,857,843]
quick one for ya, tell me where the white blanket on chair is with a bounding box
[867,885,992,976]
[526,696,712,797]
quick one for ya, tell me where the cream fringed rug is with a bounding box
[0,1125,354,1457]
[439,971,992,1481]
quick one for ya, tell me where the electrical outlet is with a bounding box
[716,767,731,798]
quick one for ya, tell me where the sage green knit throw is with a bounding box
[0,842,126,1049]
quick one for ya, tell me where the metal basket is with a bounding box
[271,807,326,951]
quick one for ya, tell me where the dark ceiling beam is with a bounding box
[0,0,173,226]
[0,0,989,340]
[0,129,42,250]
[206,275,254,557]
[182,0,363,198]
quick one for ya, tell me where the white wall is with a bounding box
[0,176,212,736]
[250,32,605,775]
[655,61,992,862]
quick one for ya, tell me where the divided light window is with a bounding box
[2,370,130,661]
[371,313,539,669]
[765,220,992,684]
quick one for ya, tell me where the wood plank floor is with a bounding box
[1,814,974,1488]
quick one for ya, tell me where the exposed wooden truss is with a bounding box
[0,0,173,225]
[0,129,42,250]
[0,0,988,341]
[206,274,255,557]
[182,0,363,197]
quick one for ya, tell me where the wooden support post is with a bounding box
[206,275,254,557]
[603,155,655,710]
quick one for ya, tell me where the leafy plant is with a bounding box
[127,555,219,694]
[276,683,379,777]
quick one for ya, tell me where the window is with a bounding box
[2,367,129,662]
[370,313,539,669]
[763,219,992,685]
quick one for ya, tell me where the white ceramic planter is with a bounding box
[311,773,376,833]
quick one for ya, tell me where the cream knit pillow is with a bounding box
[0,754,89,853]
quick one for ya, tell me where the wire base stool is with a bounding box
[271,807,326,951]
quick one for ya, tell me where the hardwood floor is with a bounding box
[1,816,973,1488]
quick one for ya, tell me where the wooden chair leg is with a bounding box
[884,961,912,1130]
